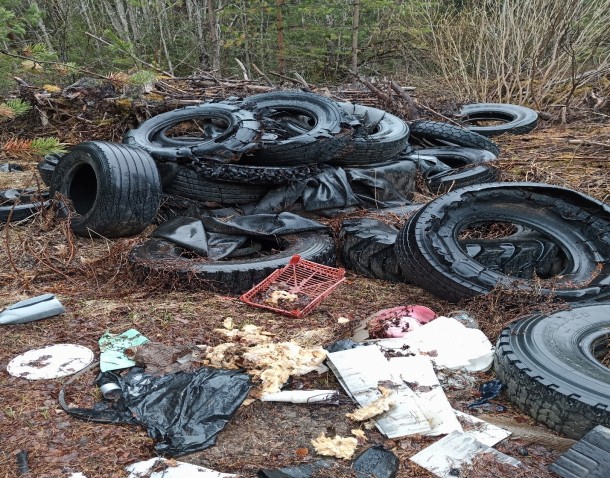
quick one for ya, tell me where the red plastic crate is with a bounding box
[240,255,346,318]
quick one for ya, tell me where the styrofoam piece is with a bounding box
[260,390,338,403]
[327,346,432,438]
[389,355,462,436]
[376,316,494,372]
[454,410,511,447]
[410,430,521,477]
[7,344,94,380]
[126,458,237,477]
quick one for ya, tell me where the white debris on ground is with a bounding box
[203,323,326,396]
[260,390,338,403]
[125,458,237,478]
[310,433,358,460]
[264,289,299,305]
[345,386,395,421]
[337,317,350,324]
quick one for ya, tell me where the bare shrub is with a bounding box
[421,0,610,108]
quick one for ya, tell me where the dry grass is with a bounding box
[0,81,609,477]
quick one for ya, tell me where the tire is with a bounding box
[242,91,352,166]
[340,218,405,283]
[409,120,500,157]
[123,103,261,162]
[162,166,269,204]
[0,189,50,223]
[157,159,320,186]
[394,182,610,303]
[494,303,610,439]
[129,232,337,294]
[340,217,560,283]
[330,103,410,166]
[408,147,499,193]
[460,103,538,137]
[50,141,162,238]
[38,153,62,186]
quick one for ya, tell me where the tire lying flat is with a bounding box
[394,182,610,302]
[130,232,337,294]
[50,141,162,238]
[460,103,538,137]
[495,302,610,439]
[0,189,50,223]
[409,120,500,157]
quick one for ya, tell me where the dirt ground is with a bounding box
[0,80,609,477]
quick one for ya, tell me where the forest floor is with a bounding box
[0,77,608,477]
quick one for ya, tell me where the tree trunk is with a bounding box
[208,0,221,71]
[276,0,286,76]
[351,0,360,74]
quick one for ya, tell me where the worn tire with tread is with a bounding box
[460,103,538,137]
[130,232,337,294]
[495,303,610,439]
[409,120,500,157]
[50,141,162,237]
[0,189,50,223]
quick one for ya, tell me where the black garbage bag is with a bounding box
[60,366,252,456]
[346,160,417,207]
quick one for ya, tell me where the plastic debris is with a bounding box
[98,329,149,372]
[260,390,339,404]
[367,305,437,338]
[16,451,29,475]
[454,410,511,446]
[468,379,506,410]
[0,293,65,325]
[449,310,479,329]
[410,430,521,477]
[375,316,494,372]
[126,457,237,477]
[549,425,610,478]
[311,432,358,459]
[7,344,94,380]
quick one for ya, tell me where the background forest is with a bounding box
[0,0,609,108]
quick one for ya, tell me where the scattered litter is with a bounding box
[258,445,399,477]
[376,316,494,372]
[0,293,65,325]
[454,410,511,446]
[327,345,432,437]
[352,429,367,440]
[7,344,94,380]
[390,355,462,436]
[240,254,345,317]
[124,341,203,375]
[98,328,149,372]
[367,305,436,338]
[61,366,251,456]
[337,316,350,324]
[346,386,395,421]
[449,310,479,329]
[205,323,327,396]
[260,390,339,404]
[16,450,29,475]
[126,457,237,477]
[467,379,506,410]
[311,432,358,459]
[549,425,610,478]
[410,430,521,477]
[66,474,88,478]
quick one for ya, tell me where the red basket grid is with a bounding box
[240,255,346,318]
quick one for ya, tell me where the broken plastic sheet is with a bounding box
[346,159,417,207]
[126,458,237,477]
[258,445,399,478]
[61,366,251,456]
[153,212,328,260]
[99,329,149,372]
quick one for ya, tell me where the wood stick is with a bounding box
[251,63,275,87]
[389,80,420,119]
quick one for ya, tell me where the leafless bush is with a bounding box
[421,0,610,108]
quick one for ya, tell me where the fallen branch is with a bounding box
[568,139,610,148]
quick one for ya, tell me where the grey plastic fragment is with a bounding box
[0,293,65,325]
[549,426,610,478]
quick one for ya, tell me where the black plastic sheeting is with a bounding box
[257,445,399,478]
[61,366,252,456]
[153,212,328,259]
[346,160,417,207]
[468,379,507,411]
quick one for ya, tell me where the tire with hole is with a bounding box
[0,189,50,223]
[394,182,610,302]
[50,141,162,238]
[460,103,538,137]
[407,147,499,193]
[495,303,610,439]
[162,166,269,204]
[242,91,352,166]
[129,232,336,294]
[409,120,500,157]
[123,102,261,162]
[330,103,410,166]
